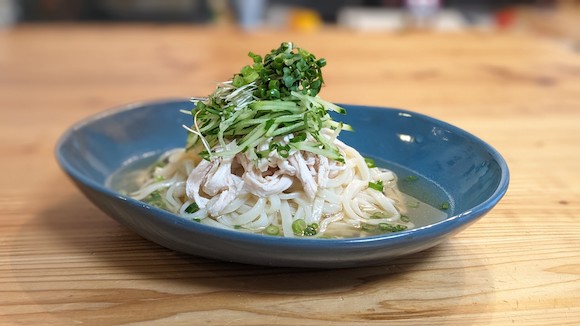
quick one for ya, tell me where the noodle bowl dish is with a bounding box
[55,43,509,268]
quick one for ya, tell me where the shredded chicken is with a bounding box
[317,155,330,187]
[288,151,318,199]
[238,153,294,197]
[185,159,212,207]
[186,143,244,216]
[186,137,346,215]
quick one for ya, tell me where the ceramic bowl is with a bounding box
[55,99,509,268]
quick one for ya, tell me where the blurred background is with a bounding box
[0,0,579,43]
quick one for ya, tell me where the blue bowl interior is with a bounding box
[332,107,504,215]
[56,99,509,268]
[59,100,192,185]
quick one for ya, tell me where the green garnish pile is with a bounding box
[234,42,326,99]
[186,42,351,162]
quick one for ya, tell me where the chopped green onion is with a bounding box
[405,175,419,182]
[303,223,319,236]
[368,180,384,192]
[441,202,450,210]
[143,190,168,210]
[265,225,280,236]
[289,132,307,143]
[400,215,410,223]
[290,220,319,236]
[364,157,376,168]
[185,202,199,214]
[303,226,317,236]
[370,212,392,219]
[361,223,377,232]
[292,219,307,235]
[277,144,291,158]
[378,223,408,232]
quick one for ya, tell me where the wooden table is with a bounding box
[1,24,579,325]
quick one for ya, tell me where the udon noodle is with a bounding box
[130,133,414,238]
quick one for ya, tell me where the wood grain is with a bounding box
[0,24,579,325]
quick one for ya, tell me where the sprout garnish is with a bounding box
[185,42,352,163]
